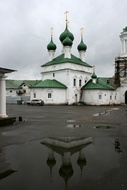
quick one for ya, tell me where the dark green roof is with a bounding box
[42,54,92,68]
[82,78,116,90]
[21,80,41,87]
[31,79,67,89]
[6,80,21,89]
[6,80,41,89]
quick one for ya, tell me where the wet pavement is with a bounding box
[0,105,127,190]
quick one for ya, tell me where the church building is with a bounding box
[6,13,127,106]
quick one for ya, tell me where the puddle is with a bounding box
[0,137,122,190]
[66,120,76,122]
[67,124,81,128]
[93,108,119,117]
[95,125,113,129]
[93,113,100,116]
[110,108,119,110]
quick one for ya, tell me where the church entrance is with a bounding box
[125,91,127,104]
[75,94,77,104]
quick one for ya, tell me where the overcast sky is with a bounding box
[0,0,127,79]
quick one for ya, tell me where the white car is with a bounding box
[27,99,44,106]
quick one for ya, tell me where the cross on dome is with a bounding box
[65,10,69,29]
[50,27,53,36]
[80,27,84,37]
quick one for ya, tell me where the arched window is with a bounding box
[98,91,103,100]
[34,93,36,98]
[84,77,88,84]
[79,79,82,86]
[73,78,76,86]
[48,93,52,98]
[47,89,53,99]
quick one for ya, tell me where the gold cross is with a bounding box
[50,27,53,36]
[65,10,69,21]
[80,27,84,36]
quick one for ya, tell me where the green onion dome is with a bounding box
[62,35,73,46]
[91,72,97,79]
[59,26,74,43]
[123,26,127,32]
[77,39,87,51]
[47,36,57,51]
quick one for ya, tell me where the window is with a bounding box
[48,93,52,98]
[110,95,112,100]
[10,90,12,93]
[99,95,102,100]
[53,73,55,77]
[79,79,82,86]
[34,93,36,98]
[73,79,76,86]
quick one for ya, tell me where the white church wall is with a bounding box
[31,88,67,105]
[41,62,92,86]
[117,85,127,104]
[41,62,93,74]
[82,90,116,105]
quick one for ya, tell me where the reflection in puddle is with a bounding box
[41,137,93,188]
[0,170,15,180]
[0,149,16,180]
[0,137,122,190]
[114,139,122,153]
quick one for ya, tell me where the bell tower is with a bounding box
[114,26,127,84]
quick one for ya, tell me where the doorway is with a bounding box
[125,91,127,104]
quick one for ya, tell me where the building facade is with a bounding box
[6,18,127,106]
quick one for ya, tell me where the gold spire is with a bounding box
[64,10,69,28]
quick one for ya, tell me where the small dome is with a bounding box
[91,72,97,79]
[123,26,127,32]
[62,36,73,46]
[77,39,87,51]
[47,37,57,51]
[59,26,74,43]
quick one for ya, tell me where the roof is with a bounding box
[6,80,41,89]
[21,80,41,87]
[31,79,67,89]
[41,54,92,68]
[82,78,116,90]
[0,67,15,74]
[6,80,22,89]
